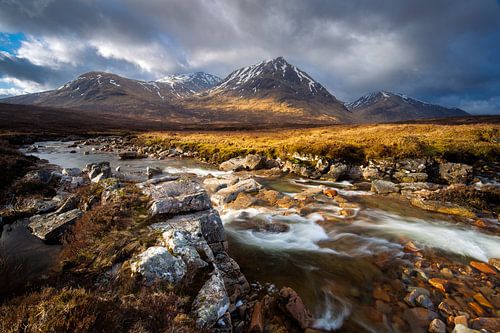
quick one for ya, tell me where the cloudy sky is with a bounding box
[0,0,499,114]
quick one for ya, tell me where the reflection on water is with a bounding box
[0,220,61,294]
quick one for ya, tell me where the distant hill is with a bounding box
[346,91,469,123]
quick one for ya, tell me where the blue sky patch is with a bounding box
[0,32,25,54]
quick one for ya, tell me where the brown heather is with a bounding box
[139,123,499,164]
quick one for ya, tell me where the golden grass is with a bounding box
[139,123,499,163]
[185,96,307,114]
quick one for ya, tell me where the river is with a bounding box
[5,140,499,332]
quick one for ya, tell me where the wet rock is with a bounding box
[373,286,390,302]
[212,178,262,206]
[470,317,500,332]
[403,308,438,333]
[192,272,230,329]
[323,188,338,197]
[326,162,349,181]
[258,222,290,233]
[439,162,473,184]
[452,324,480,333]
[146,166,162,179]
[428,278,449,293]
[468,301,485,316]
[469,261,497,274]
[488,258,500,271]
[62,167,82,177]
[130,246,186,285]
[428,318,446,333]
[410,198,475,218]
[84,162,112,183]
[28,208,83,242]
[203,176,239,193]
[454,315,468,327]
[279,287,313,329]
[404,288,430,307]
[219,154,267,171]
[118,151,144,160]
[249,301,264,333]
[416,294,434,310]
[141,178,211,216]
[371,180,400,194]
[472,293,494,309]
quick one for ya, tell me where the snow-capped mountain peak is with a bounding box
[156,72,222,89]
[210,56,332,98]
[346,91,436,110]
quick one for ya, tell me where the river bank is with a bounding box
[0,134,499,332]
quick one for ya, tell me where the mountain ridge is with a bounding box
[1,58,468,125]
[346,91,468,123]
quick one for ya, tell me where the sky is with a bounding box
[0,0,499,114]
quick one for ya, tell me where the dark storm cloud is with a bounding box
[0,0,499,113]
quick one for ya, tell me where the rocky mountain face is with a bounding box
[188,57,351,124]
[347,91,469,123]
[157,72,222,97]
[2,59,470,126]
[2,71,223,119]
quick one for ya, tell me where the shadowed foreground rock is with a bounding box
[28,209,83,242]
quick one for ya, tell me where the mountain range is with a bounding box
[1,57,468,125]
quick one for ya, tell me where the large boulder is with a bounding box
[151,209,224,257]
[84,162,112,183]
[140,178,211,216]
[192,272,230,329]
[219,154,267,172]
[438,162,473,184]
[203,176,239,194]
[28,208,82,242]
[326,163,349,181]
[130,246,186,285]
[162,229,208,271]
[371,180,400,194]
[212,178,262,207]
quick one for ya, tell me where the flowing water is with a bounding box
[6,140,500,331]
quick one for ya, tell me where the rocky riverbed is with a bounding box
[0,136,499,332]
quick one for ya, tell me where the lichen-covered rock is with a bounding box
[130,246,186,285]
[162,229,208,271]
[212,178,262,206]
[151,209,223,259]
[192,272,230,329]
[219,154,267,171]
[141,178,211,216]
[438,162,473,184]
[84,162,112,183]
[393,171,428,183]
[371,180,400,194]
[28,208,82,242]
